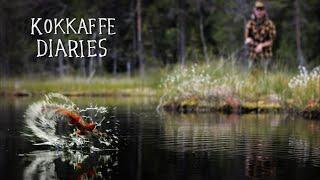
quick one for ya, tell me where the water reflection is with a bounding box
[160,113,320,178]
[1,97,320,179]
[22,150,118,179]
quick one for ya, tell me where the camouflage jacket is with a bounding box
[245,15,276,60]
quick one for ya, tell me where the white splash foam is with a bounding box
[22,93,119,150]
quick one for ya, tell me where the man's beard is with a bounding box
[256,15,266,26]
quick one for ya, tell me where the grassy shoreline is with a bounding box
[0,75,161,97]
[158,59,320,118]
[2,59,320,119]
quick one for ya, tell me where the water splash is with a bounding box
[23,93,119,150]
[21,150,118,179]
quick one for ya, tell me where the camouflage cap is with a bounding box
[255,1,265,8]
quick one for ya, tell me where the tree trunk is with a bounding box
[0,24,5,76]
[97,32,103,75]
[0,5,9,77]
[97,52,103,75]
[58,51,64,77]
[150,28,157,62]
[81,59,86,77]
[136,0,145,78]
[294,0,305,65]
[127,61,132,78]
[88,32,97,78]
[88,57,95,78]
[112,49,118,76]
[57,5,67,77]
[177,0,186,66]
[130,1,136,78]
[197,0,209,64]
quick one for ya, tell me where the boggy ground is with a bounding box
[159,60,320,119]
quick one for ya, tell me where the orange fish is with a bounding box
[55,108,96,133]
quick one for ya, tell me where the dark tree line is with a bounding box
[0,0,320,77]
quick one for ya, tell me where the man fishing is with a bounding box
[244,1,276,73]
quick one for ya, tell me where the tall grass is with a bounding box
[287,66,320,109]
[159,57,320,111]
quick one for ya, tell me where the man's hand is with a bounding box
[255,40,273,53]
[255,44,264,53]
[245,38,253,45]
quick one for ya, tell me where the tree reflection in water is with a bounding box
[160,112,320,179]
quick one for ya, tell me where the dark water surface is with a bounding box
[1,97,320,179]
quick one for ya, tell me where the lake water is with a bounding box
[1,97,320,179]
